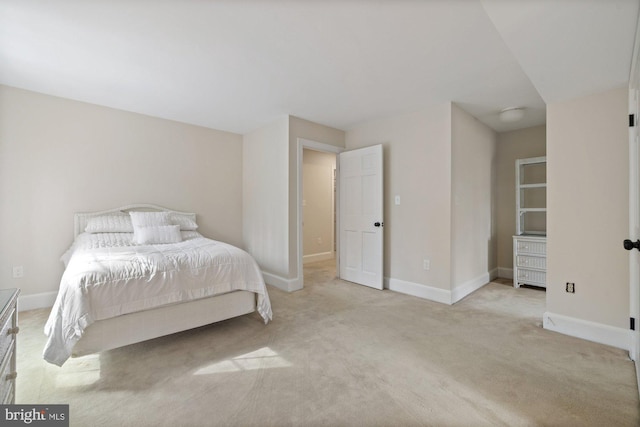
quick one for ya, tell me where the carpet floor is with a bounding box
[17,260,640,426]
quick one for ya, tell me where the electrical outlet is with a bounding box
[566,282,575,293]
[423,259,430,270]
[12,266,23,279]
[317,237,322,245]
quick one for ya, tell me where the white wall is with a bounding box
[302,149,336,263]
[346,105,453,292]
[242,117,290,281]
[0,85,244,304]
[495,125,546,275]
[450,104,497,292]
[546,86,629,344]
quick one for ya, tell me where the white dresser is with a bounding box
[0,288,19,404]
[513,235,546,288]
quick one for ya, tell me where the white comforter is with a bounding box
[44,232,272,366]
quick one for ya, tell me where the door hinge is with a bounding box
[630,114,635,127]
[631,317,636,331]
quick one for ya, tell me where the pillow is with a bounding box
[170,214,198,231]
[85,214,134,233]
[133,225,182,245]
[129,211,171,228]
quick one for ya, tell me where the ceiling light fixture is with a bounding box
[499,107,525,123]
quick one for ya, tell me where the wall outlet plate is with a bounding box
[566,282,575,293]
[12,266,23,279]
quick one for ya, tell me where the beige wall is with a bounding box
[547,86,628,328]
[243,115,344,287]
[302,149,336,260]
[0,85,243,299]
[345,105,453,289]
[242,116,290,278]
[450,104,497,288]
[495,125,546,272]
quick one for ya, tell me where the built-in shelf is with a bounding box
[514,156,546,289]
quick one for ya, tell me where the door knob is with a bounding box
[374,222,383,227]
[624,239,640,251]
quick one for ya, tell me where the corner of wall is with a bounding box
[449,104,498,291]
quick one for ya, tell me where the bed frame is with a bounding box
[69,204,257,358]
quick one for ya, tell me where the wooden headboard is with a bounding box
[74,204,196,237]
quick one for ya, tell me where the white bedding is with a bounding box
[44,231,272,366]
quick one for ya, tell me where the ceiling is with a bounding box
[0,0,638,134]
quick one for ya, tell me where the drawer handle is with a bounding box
[6,327,19,335]
[5,372,16,381]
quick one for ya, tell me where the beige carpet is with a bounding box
[17,260,640,426]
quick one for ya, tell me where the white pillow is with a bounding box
[133,225,182,245]
[85,215,134,233]
[129,211,171,228]
[170,214,198,231]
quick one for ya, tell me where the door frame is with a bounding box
[629,88,640,394]
[629,9,640,393]
[296,138,343,290]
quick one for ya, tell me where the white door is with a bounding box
[338,144,384,289]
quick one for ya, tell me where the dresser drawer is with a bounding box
[2,384,13,405]
[516,255,546,270]
[515,239,546,256]
[516,268,546,285]
[0,307,16,365]
[0,343,15,405]
[0,289,19,405]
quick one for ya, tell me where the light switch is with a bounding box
[395,195,400,205]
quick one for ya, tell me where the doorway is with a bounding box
[297,139,384,291]
[296,138,343,289]
[302,147,337,273]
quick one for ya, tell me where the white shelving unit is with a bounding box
[513,156,547,288]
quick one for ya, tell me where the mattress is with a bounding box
[43,231,272,366]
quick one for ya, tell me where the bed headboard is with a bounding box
[74,204,197,237]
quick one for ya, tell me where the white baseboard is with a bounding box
[497,267,513,279]
[543,311,630,350]
[303,252,335,265]
[451,272,490,304]
[18,291,57,312]
[384,270,495,305]
[262,271,303,292]
[384,277,452,305]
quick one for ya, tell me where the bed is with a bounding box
[43,204,272,366]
